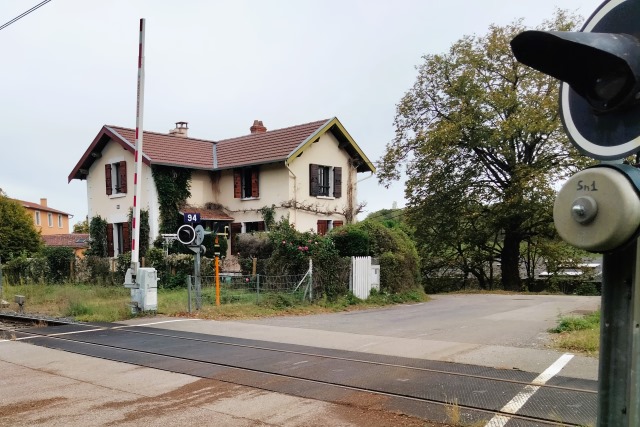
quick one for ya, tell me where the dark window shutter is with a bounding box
[119,161,127,193]
[230,222,242,254]
[317,220,328,236]
[333,167,342,198]
[107,223,114,257]
[333,220,344,229]
[233,170,242,198]
[122,222,131,253]
[309,164,319,196]
[257,221,265,231]
[251,167,259,198]
[105,164,112,195]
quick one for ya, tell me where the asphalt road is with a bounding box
[0,294,601,426]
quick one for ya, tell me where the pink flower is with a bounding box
[282,240,286,244]
[245,277,249,282]
[304,246,309,251]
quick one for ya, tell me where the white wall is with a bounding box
[86,140,158,240]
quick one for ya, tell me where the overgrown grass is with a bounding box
[0,283,430,322]
[549,311,600,356]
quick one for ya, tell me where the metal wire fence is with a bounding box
[187,264,312,312]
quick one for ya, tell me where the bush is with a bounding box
[236,232,273,259]
[41,246,75,283]
[2,254,49,284]
[330,225,369,256]
[75,255,113,285]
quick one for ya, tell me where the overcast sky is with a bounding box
[0,0,603,229]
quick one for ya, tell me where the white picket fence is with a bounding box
[350,256,380,299]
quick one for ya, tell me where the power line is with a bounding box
[0,0,52,32]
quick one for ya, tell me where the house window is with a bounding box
[48,213,53,227]
[309,164,342,198]
[318,166,331,196]
[58,214,63,228]
[35,211,41,226]
[244,221,265,233]
[106,222,131,257]
[234,166,259,199]
[105,161,128,196]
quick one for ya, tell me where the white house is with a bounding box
[68,117,375,256]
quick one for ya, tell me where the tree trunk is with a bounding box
[501,228,522,291]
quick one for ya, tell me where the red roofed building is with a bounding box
[69,118,375,257]
[41,234,90,258]
[15,198,72,236]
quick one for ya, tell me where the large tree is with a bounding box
[377,12,591,290]
[0,195,42,260]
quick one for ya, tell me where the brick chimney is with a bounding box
[250,120,267,134]
[169,121,189,137]
[40,198,47,207]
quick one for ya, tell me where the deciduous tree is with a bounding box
[0,195,42,260]
[377,11,592,290]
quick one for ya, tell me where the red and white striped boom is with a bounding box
[130,18,146,273]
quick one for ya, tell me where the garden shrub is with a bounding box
[2,254,49,284]
[42,246,75,283]
[330,225,369,257]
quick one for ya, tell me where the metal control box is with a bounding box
[130,267,158,312]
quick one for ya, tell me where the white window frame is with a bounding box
[316,165,335,199]
[58,214,63,228]
[35,211,41,226]
[47,213,53,227]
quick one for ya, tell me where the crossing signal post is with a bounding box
[511,1,640,425]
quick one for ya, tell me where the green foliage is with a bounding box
[73,218,90,233]
[66,301,93,317]
[266,219,346,301]
[75,255,114,285]
[2,253,49,284]
[575,282,599,296]
[115,251,131,284]
[0,195,42,260]
[551,311,600,333]
[259,205,276,230]
[152,165,191,235]
[41,246,75,283]
[376,11,592,291]
[329,225,369,257]
[87,216,108,257]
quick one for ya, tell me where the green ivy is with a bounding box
[152,165,191,235]
[87,216,108,257]
[259,204,276,230]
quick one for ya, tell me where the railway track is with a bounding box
[0,313,597,426]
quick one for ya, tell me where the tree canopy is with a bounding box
[377,11,592,290]
[0,195,42,260]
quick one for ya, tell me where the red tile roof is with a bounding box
[69,117,375,181]
[106,126,217,170]
[14,199,71,216]
[215,120,328,168]
[42,234,89,248]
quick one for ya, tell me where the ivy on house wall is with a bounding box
[152,165,192,235]
[87,216,108,257]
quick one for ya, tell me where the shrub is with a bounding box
[330,225,369,256]
[87,216,108,257]
[41,246,75,283]
[76,255,113,285]
[2,254,49,284]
